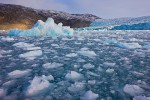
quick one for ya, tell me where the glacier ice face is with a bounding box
[90,16,150,30]
[8,18,74,36]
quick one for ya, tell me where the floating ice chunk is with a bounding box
[42,75,54,81]
[143,44,150,49]
[106,68,114,74]
[42,62,63,69]
[103,62,116,67]
[26,76,51,96]
[25,47,41,51]
[19,50,42,58]
[66,53,77,57]
[13,42,35,48]
[80,47,89,51]
[65,71,84,81]
[3,80,16,87]
[68,82,85,93]
[88,80,96,85]
[0,88,5,98]
[1,37,14,42]
[77,50,96,58]
[8,18,74,37]
[83,63,95,69]
[123,84,145,96]
[80,90,99,100]
[117,43,142,49]
[8,69,31,79]
[133,96,147,100]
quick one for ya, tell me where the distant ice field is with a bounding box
[0,30,150,100]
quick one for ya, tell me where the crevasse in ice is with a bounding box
[8,18,74,36]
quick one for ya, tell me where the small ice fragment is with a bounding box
[43,62,63,69]
[3,80,15,87]
[133,96,147,100]
[19,50,42,58]
[0,88,5,97]
[25,47,41,51]
[80,47,89,51]
[65,71,83,81]
[83,63,95,69]
[66,53,77,57]
[77,50,96,58]
[123,84,145,96]
[1,37,14,42]
[88,80,96,85]
[103,62,116,67]
[13,42,35,48]
[8,69,31,79]
[68,82,85,93]
[117,43,142,49]
[106,68,114,74]
[42,75,54,81]
[80,90,99,100]
[26,76,51,96]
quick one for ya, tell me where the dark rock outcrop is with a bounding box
[0,3,100,30]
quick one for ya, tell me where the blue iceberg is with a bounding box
[8,18,74,36]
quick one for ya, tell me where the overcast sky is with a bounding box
[0,0,150,18]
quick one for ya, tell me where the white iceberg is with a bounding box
[8,69,32,79]
[8,18,74,36]
[26,76,52,96]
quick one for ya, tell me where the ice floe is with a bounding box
[65,71,84,81]
[42,62,63,69]
[83,63,95,69]
[8,69,32,79]
[19,50,42,59]
[26,75,52,96]
[117,43,142,49]
[68,82,85,93]
[66,53,78,57]
[80,90,99,100]
[77,50,96,58]
[123,84,145,96]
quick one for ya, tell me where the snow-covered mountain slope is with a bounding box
[0,3,100,30]
[91,16,150,30]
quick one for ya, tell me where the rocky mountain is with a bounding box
[0,3,100,30]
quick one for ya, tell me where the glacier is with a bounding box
[8,18,74,36]
[90,16,150,30]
